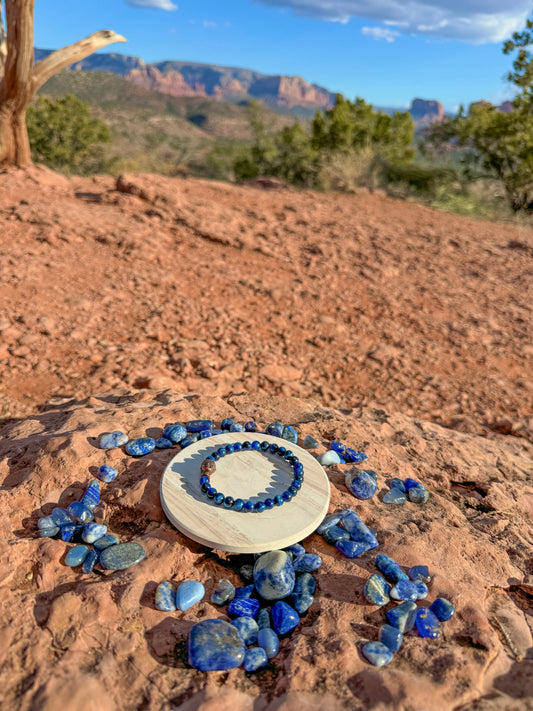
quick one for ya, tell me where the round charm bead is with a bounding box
[214,493,224,505]
[251,441,261,450]
[233,499,244,511]
[244,501,255,511]
[207,487,217,499]
[223,496,235,508]
[255,502,266,512]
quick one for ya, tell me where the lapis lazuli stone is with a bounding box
[66,501,94,524]
[285,543,305,557]
[344,448,368,464]
[341,511,378,551]
[155,437,173,449]
[82,523,107,544]
[415,607,441,638]
[181,433,200,447]
[404,478,421,490]
[430,598,455,621]
[375,554,409,584]
[271,601,300,635]
[408,485,429,504]
[60,523,77,542]
[415,581,429,599]
[362,641,393,667]
[230,423,246,432]
[409,565,431,583]
[65,545,89,567]
[330,441,346,454]
[51,507,73,527]
[82,549,99,574]
[228,598,260,618]
[81,480,100,511]
[364,574,391,606]
[125,438,156,456]
[379,624,403,653]
[316,513,342,535]
[336,539,368,558]
[235,584,254,599]
[266,421,283,437]
[293,554,321,573]
[289,594,314,614]
[99,430,128,449]
[231,616,259,644]
[200,430,213,439]
[383,489,407,504]
[345,469,378,500]
[302,435,319,449]
[257,627,279,658]
[318,450,342,466]
[323,525,350,545]
[211,578,235,605]
[294,573,316,597]
[93,534,119,550]
[281,425,298,444]
[99,542,146,570]
[386,601,418,632]
[257,608,271,629]
[245,421,257,432]
[390,478,406,492]
[175,580,205,611]
[221,418,234,430]
[390,579,419,602]
[39,523,60,538]
[155,581,176,611]
[253,550,295,600]
[187,420,213,433]
[188,619,245,671]
[97,465,118,483]
[243,647,268,672]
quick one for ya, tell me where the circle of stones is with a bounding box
[199,440,304,512]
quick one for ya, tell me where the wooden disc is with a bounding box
[160,432,331,553]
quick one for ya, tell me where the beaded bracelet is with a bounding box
[199,440,304,512]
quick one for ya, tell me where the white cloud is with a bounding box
[362,26,399,42]
[203,21,217,27]
[254,0,531,43]
[124,0,178,10]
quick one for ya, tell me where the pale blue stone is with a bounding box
[375,554,409,584]
[97,465,117,483]
[271,601,299,635]
[155,437,173,449]
[257,608,271,629]
[82,522,107,544]
[390,478,406,492]
[234,584,254,599]
[390,580,419,602]
[345,469,378,499]
[65,545,89,567]
[253,550,295,600]
[229,423,246,432]
[156,581,176,611]
[285,543,305,557]
[415,607,441,638]
[231,616,259,644]
[82,549,99,574]
[318,450,342,466]
[364,574,391,606]
[362,641,393,667]
[266,421,283,437]
[341,511,379,551]
[379,624,403,653]
[125,438,156,456]
[336,539,368,558]
[51,507,73,527]
[99,542,146,570]
[293,554,321,573]
[281,425,298,444]
[228,598,260,618]
[188,619,245,671]
[383,489,407,504]
[81,480,100,511]
[211,578,235,605]
[322,525,350,545]
[162,423,187,442]
[175,580,205,611]
[386,601,418,632]
[415,581,429,599]
[187,420,213,433]
[257,627,279,658]
[66,501,93,523]
[38,515,59,536]
[430,598,455,621]
[93,534,119,550]
[316,513,342,535]
[408,485,430,504]
[294,573,316,596]
[243,647,268,672]
[99,430,128,449]
[289,594,314,614]
[303,435,319,449]
[409,565,431,583]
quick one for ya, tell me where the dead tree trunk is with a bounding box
[0,0,125,167]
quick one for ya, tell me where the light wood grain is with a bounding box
[160,433,331,553]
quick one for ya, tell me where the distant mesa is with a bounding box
[408,98,445,127]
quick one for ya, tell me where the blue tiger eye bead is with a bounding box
[214,493,224,505]
[233,442,243,451]
[244,501,255,511]
[217,448,226,458]
[283,450,293,459]
[291,480,302,490]
[233,499,244,511]
[207,487,217,499]
[201,482,210,493]
[254,502,266,512]
[293,463,303,473]
[269,443,279,453]
[282,490,293,502]
[245,421,257,432]
[260,441,270,451]
[211,451,220,461]
[294,472,304,481]
[225,444,235,454]
[242,441,251,449]
[223,496,235,508]
[288,485,298,495]
[274,495,284,506]
[251,441,261,450]
[264,498,275,509]
[200,475,210,487]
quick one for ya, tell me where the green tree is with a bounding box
[26,94,111,174]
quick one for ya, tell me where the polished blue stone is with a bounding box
[386,601,418,632]
[82,549,99,574]
[231,616,259,644]
[214,493,224,505]
[375,554,409,584]
[60,523,77,542]
[362,641,393,667]
[233,499,244,511]
[415,607,441,638]
[245,421,257,432]
[260,441,270,451]
[65,545,89,567]
[341,511,379,551]
[251,440,261,450]
[225,443,235,454]
[99,542,146,570]
[93,534,119,550]
[228,598,260,618]
[390,579,419,602]
[82,522,107,544]
[156,581,176,611]
[234,584,254,599]
[289,594,314,614]
[316,513,342,535]
[294,573,316,596]
[318,450,342,466]
[81,480,100,511]
[330,441,346,454]
[285,543,305,557]
[408,485,429,504]
[415,581,429,599]
[282,425,298,444]
[99,430,128,449]
[257,627,279,658]
[409,565,431,583]
[180,434,200,447]
[155,437,173,449]
[293,554,321,573]
[390,478,407,492]
[344,448,368,463]
[175,580,205,611]
[303,435,319,449]
[163,423,187,442]
[199,430,213,439]
[66,501,94,523]
[266,421,283,437]
[323,525,350,545]
[244,500,255,511]
[38,515,57,532]
[97,465,118,483]
[345,470,378,499]
[233,443,243,452]
[230,422,246,432]
[364,574,391,606]
[211,578,235,605]
[51,507,73,527]
[39,522,60,538]
[430,598,455,621]
[187,420,213,432]
[188,619,245,671]
[257,608,271,629]
[404,478,421,490]
[271,601,300,635]
[217,447,227,458]
[254,550,295,601]
[379,624,403,653]
[336,539,368,558]
[243,647,268,672]
[125,438,156,456]
[221,418,234,430]
[383,489,407,504]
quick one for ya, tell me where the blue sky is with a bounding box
[32,0,532,112]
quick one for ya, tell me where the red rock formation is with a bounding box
[250,75,333,108]
[409,98,445,127]
[126,66,204,98]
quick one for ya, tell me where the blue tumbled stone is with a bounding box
[390,579,419,602]
[408,484,429,504]
[175,580,205,611]
[65,545,89,567]
[82,549,99,574]
[99,542,146,570]
[253,550,295,600]
[221,418,234,430]
[257,608,271,629]
[231,616,259,644]
[66,501,94,523]
[341,510,379,551]
[409,565,431,583]
[245,421,257,432]
[271,601,299,635]
[155,437,173,449]
[386,601,418,632]
[330,441,346,454]
[187,420,213,433]
[379,624,403,653]
[266,421,283,437]
[316,513,342,535]
[243,647,268,672]
[344,448,368,463]
[322,525,350,545]
[430,598,455,621]
[199,429,213,439]
[82,522,107,544]
[257,627,279,658]
[302,435,319,449]
[293,554,321,573]
[81,480,100,511]
[285,543,305,557]
[155,581,176,611]
[383,488,407,504]
[345,469,378,500]
[336,539,368,558]
[228,598,260,618]
[125,438,156,457]
[404,478,421,490]
[188,619,245,671]
[375,554,409,584]
[364,574,391,606]
[99,430,128,449]
[180,434,200,447]
[415,607,442,638]
[362,641,393,667]
[60,523,77,542]
[51,507,73,527]
[93,534,119,550]
[415,581,429,599]
[230,422,246,432]
[97,465,118,483]
[38,515,59,537]
[235,584,255,599]
[289,594,314,614]
[211,578,235,605]
[281,425,298,444]
[390,478,406,492]
[294,573,316,596]
[318,450,342,466]
[162,423,187,442]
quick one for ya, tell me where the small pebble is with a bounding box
[38,516,59,537]
[243,647,268,672]
[231,616,259,644]
[316,513,342,535]
[341,510,378,551]
[293,573,316,597]
[82,523,107,544]
[99,430,128,449]
[390,579,419,602]
[335,539,367,558]
[156,581,176,611]
[93,534,119,550]
[245,421,257,432]
[344,448,368,463]
[379,624,403,653]
[430,598,455,621]
[285,543,305,557]
[65,545,89,567]
[293,554,321,573]
[211,578,235,605]
[409,565,431,583]
[375,554,409,584]
[188,619,245,671]
[317,450,342,466]
[330,441,346,454]
[362,641,393,667]
[415,607,441,638]
[322,525,350,545]
[228,598,260,618]
[66,501,93,524]
[389,478,406,492]
[81,480,100,510]
[266,421,283,437]
[253,550,295,600]
[281,425,298,444]
[99,542,146,570]
[155,437,173,449]
[364,574,391,606]
[221,418,234,430]
[386,601,418,632]
[60,523,77,542]
[125,438,156,456]
[234,584,254,599]
[257,627,279,658]
[303,435,319,449]
[97,465,118,483]
[345,469,378,499]
[51,507,73,527]
[408,485,430,504]
[383,489,407,505]
[187,420,213,433]
[82,549,99,574]
[404,478,421,490]
[415,581,429,599]
[180,434,200,447]
[289,594,314,614]
[271,601,300,635]
[230,422,246,432]
[239,564,254,582]
[257,608,271,629]
[175,581,205,611]
[162,423,187,442]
